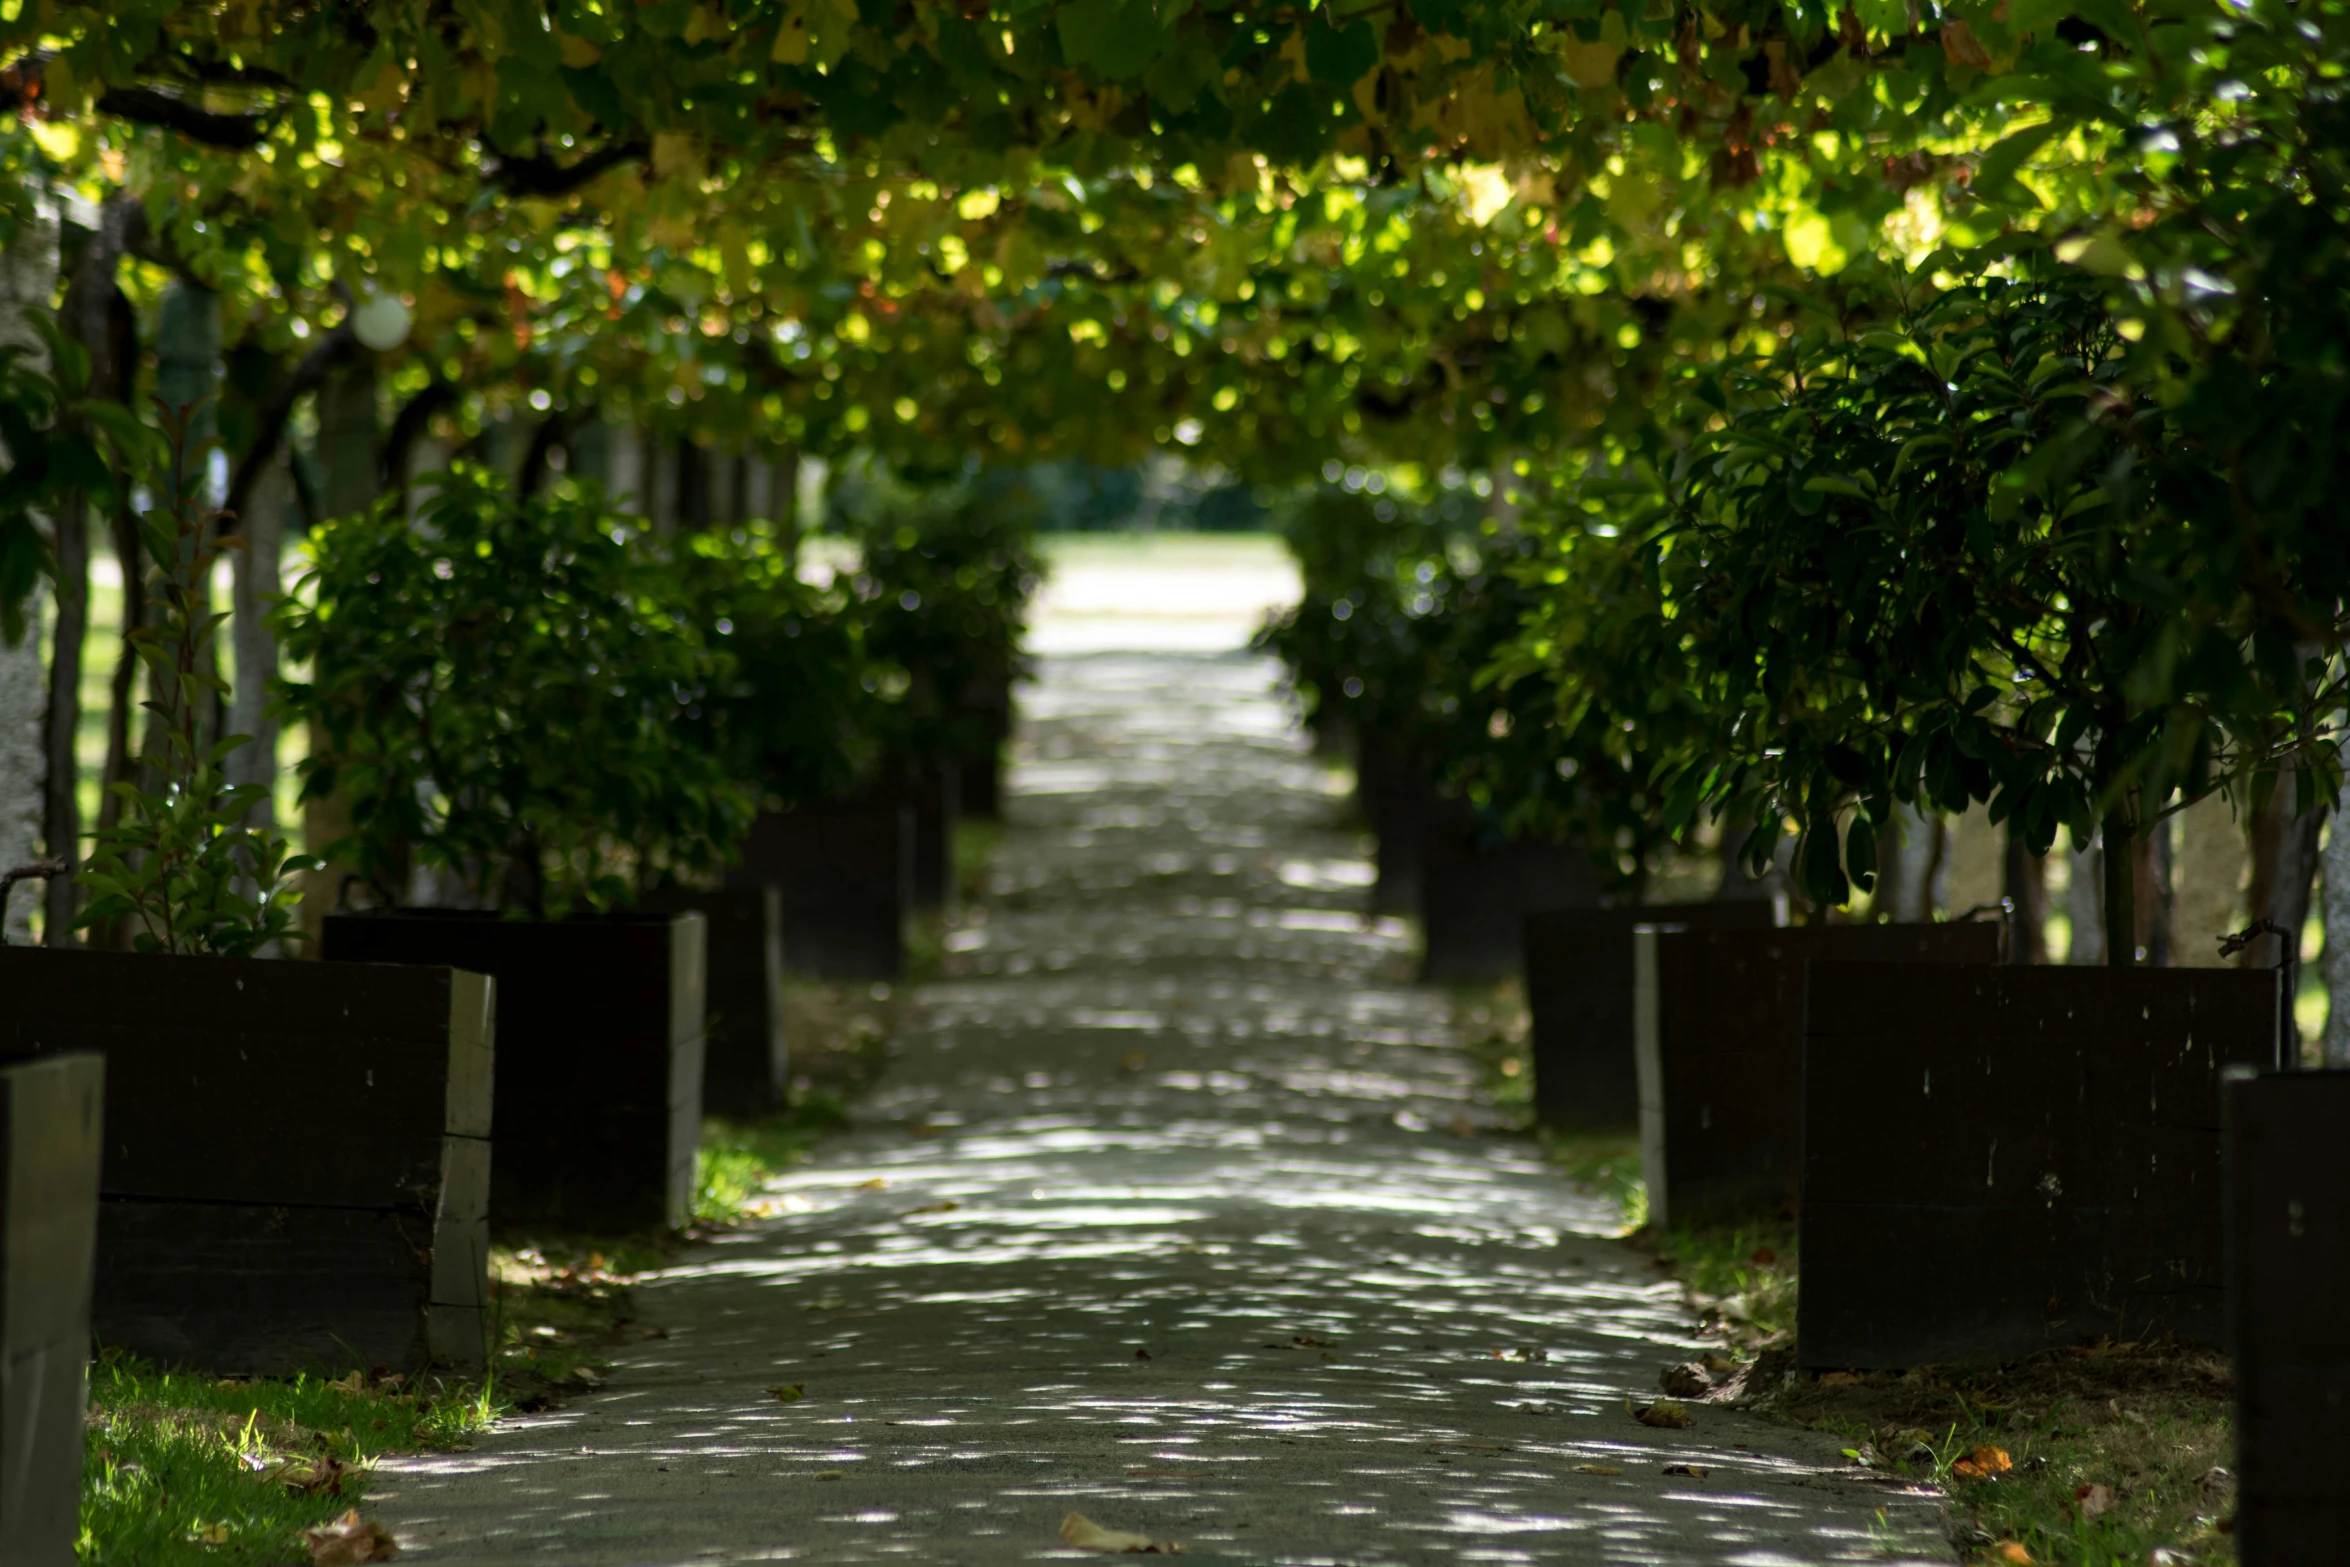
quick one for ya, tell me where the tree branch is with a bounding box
[223,324,357,536]
[486,140,650,197]
[96,85,269,149]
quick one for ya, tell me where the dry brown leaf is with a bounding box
[303,1508,399,1564]
[1989,1543,2033,1565]
[1659,1362,1713,1398]
[325,1371,366,1395]
[270,1454,347,1496]
[1571,1463,1623,1475]
[853,1177,887,1190]
[1628,1397,1692,1429]
[1817,1370,1865,1387]
[2075,1482,2115,1519]
[766,1383,806,1403]
[1952,1444,2014,1480]
[1060,1511,1182,1553]
[1662,1463,1712,1478]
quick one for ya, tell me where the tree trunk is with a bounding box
[43,199,144,946]
[2135,815,2175,966]
[1877,803,1945,923]
[2102,806,2137,966]
[40,492,87,944]
[226,447,287,830]
[2003,821,2049,963]
[0,200,57,945]
[2324,738,2350,1066]
[2067,829,2104,964]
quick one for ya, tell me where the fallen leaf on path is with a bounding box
[1628,1397,1692,1429]
[270,1455,346,1496]
[900,1200,962,1217]
[303,1508,399,1564]
[1662,1464,1712,1478]
[1952,1445,2013,1480]
[1988,1543,2033,1565]
[2074,1482,2115,1519]
[1817,1371,1864,1387]
[853,1177,888,1190]
[326,1370,366,1395]
[1571,1463,1623,1475]
[1659,1362,1713,1398]
[1060,1511,1182,1553]
[766,1384,806,1403]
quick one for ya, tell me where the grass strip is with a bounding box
[82,1352,493,1565]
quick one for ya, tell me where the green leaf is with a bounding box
[1056,0,1165,79]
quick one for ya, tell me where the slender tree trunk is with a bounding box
[2102,806,2137,966]
[226,448,287,829]
[2136,815,2175,966]
[2323,735,2350,1066]
[300,362,381,938]
[776,449,802,567]
[2067,830,2104,964]
[2004,822,2049,963]
[0,200,57,945]
[40,492,87,944]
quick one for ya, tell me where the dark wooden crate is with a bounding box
[322,911,704,1233]
[729,801,913,980]
[0,1053,101,1566]
[1420,820,1602,984]
[1636,923,2002,1227]
[1523,901,1782,1132]
[2224,1068,2350,1564]
[0,950,490,1374]
[640,886,785,1118]
[1799,963,2283,1368]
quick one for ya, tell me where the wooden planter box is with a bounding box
[1798,963,2283,1368]
[0,1053,102,1565]
[1636,922,2001,1227]
[1420,818,1602,984]
[2224,1067,2350,1561]
[729,800,913,980]
[321,911,704,1233]
[0,949,490,1376]
[640,886,786,1118]
[1523,901,1781,1132]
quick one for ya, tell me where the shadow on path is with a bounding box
[376,649,1953,1565]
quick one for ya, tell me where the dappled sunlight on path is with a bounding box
[374,645,1953,1565]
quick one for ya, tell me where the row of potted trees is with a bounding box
[0,440,1038,1413]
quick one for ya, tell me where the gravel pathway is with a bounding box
[376,646,1954,1565]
